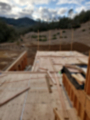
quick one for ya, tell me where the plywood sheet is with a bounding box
[32,51,88,72]
[0,51,86,120]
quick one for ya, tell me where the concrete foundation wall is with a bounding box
[63,74,90,120]
[6,51,27,71]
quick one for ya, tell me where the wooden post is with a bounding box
[85,52,90,95]
[38,30,39,50]
[60,30,62,51]
[49,30,51,50]
[71,29,74,51]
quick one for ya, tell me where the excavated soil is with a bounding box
[0,50,22,70]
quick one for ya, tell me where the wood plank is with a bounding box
[50,59,69,119]
[46,74,53,86]
[77,58,88,64]
[77,73,85,82]
[6,51,27,71]
[47,71,56,84]
[53,108,64,120]
[65,64,86,75]
[0,87,30,106]
[46,75,52,93]
[72,74,85,85]
[67,108,78,120]
[54,72,69,118]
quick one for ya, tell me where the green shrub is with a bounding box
[82,29,86,32]
[39,38,42,41]
[39,35,46,38]
[43,38,47,41]
[31,35,37,38]
[52,34,57,40]
[20,38,23,42]
[53,34,57,38]
[52,36,57,40]
[38,37,47,42]
[63,30,66,33]
[57,32,60,35]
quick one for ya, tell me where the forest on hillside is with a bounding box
[20,10,90,34]
[0,10,90,43]
[0,20,19,43]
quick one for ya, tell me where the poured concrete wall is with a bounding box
[6,51,27,71]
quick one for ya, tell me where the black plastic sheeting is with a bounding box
[61,66,84,90]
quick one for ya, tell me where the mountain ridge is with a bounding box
[0,17,37,27]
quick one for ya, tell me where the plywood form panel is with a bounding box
[1,50,88,120]
[86,96,90,119]
[85,53,90,95]
[0,91,26,120]
[0,73,30,120]
[22,74,56,120]
[63,74,90,120]
[32,51,88,72]
[22,72,73,120]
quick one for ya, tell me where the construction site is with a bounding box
[0,37,90,120]
[1,0,90,119]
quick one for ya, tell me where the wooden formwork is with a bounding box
[0,51,89,120]
[63,74,90,120]
[6,51,27,71]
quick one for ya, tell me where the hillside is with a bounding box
[0,17,37,27]
[0,19,18,43]
[23,21,90,47]
[0,21,90,66]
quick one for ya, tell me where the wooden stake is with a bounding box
[49,30,51,50]
[60,30,62,51]
[0,87,30,106]
[71,29,74,51]
[38,30,39,50]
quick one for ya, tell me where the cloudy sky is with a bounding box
[0,0,90,21]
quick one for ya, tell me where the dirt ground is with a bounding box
[0,50,22,70]
[24,21,90,47]
[27,42,90,66]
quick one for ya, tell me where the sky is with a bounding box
[0,0,90,21]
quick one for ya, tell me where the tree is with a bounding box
[0,19,18,43]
